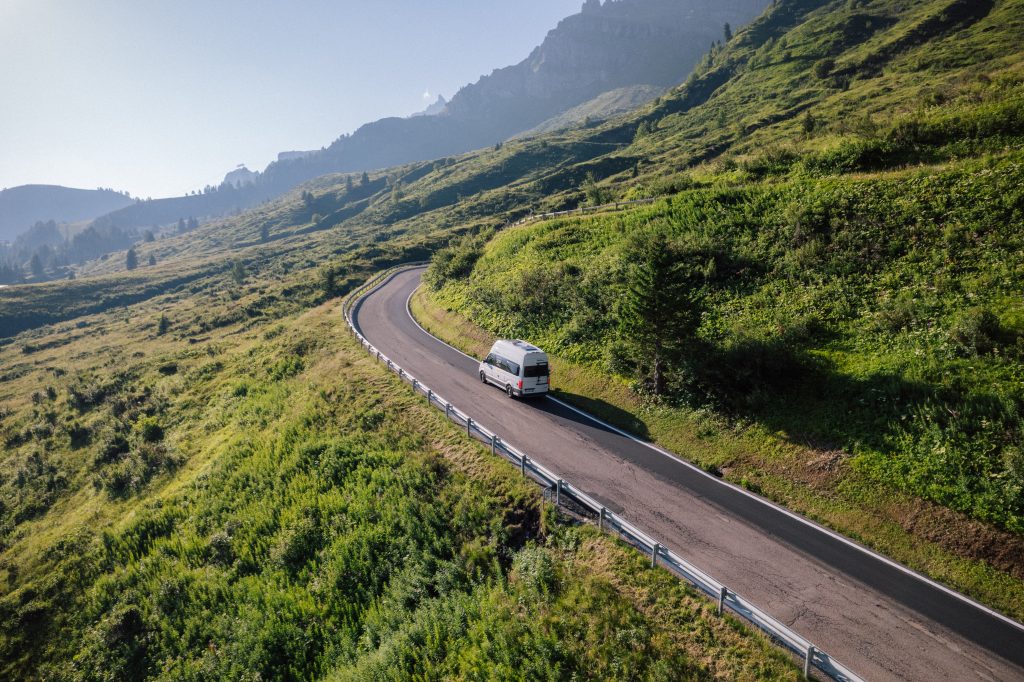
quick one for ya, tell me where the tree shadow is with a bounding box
[690,335,1005,461]
[534,390,652,442]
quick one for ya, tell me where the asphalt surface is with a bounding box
[354,266,1024,682]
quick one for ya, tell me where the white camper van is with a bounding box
[479,340,550,398]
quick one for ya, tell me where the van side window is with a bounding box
[505,359,521,376]
[485,354,497,366]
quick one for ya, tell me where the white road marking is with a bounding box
[398,267,1024,632]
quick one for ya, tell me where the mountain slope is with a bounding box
[410,0,1024,598]
[3,1,1024,677]
[87,0,769,234]
[0,186,133,242]
[515,84,668,137]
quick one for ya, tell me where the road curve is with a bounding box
[353,266,1024,682]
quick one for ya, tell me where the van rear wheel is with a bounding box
[506,385,515,399]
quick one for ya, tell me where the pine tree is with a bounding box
[724,22,733,42]
[802,110,818,135]
[29,253,44,279]
[126,248,138,271]
[619,231,702,395]
[231,259,246,284]
[361,171,370,186]
[148,254,157,266]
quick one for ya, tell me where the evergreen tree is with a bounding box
[581,172,608,206]
[157,313,170,335]
[260,224,270,242]
[0,261,23,284]
[126,248,138,271]
[361,171,370,186]
[618,231,702,395]
[148,254,157,266]
[231,259,246,284]
[177,218,187,234]
[29,253,44,279]
[345,175,354,192]
[802,110,818,135]
[724,22,733,42]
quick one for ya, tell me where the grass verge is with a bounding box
[412,284,1024,622]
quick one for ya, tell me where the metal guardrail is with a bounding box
[341,265,864,682]
[510,196,660,227]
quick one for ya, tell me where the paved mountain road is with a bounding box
[353,267,1024,682]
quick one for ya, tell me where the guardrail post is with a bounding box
[490,434,496,455]
[718,587,727,615]
[521,454,527,477]
[651,543,660,568]
[804,645,815,679]
[427,389,432,404]
[555,479,562,506]
[599,507,606,531]
[411,379,418,394]
[467,417,473,437]
[445,403,451,420]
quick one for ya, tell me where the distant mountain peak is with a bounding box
[79,0,770,236]
[223,166,258,189]
[412,95,449,118]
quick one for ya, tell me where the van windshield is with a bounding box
[524,363,549,378]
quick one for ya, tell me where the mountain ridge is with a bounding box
[0,185,133,243]
[85,0,769,235]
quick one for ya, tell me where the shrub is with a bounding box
[268,355,304,380]
[95,431,130,465]
[423,235,486,290]
[271,515,322,572]
[803,137,901,174]
[135,417,164,443]
[949,307,1003,355]
[207,531,234,566]
[66,422,91,449]
[813,58,835,79]
[511,545,557,596]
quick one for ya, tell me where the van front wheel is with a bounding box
[480,371,487,384]
[506,385,515,399]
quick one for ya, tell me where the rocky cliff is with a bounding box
[91,0,769,233]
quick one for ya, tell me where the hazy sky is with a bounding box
[0,0,581,198]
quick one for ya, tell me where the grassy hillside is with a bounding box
[411,0,1024,617]
[0,278,795,679]
[428,156,1024,529]
[2,0,1024,674]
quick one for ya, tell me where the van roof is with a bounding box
[492,339,547,359]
